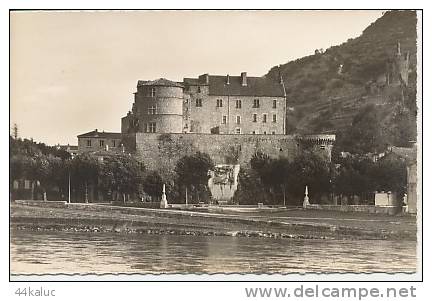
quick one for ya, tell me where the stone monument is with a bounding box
[160,184,168,209]
[303,185,310,208]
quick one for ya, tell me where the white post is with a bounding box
[303,185,310,208]
[160,184,168,209]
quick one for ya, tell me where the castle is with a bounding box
[121,72,287,135]
[78,72,335,171]
[77,72,334,201]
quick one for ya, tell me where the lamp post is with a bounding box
[68,170,71,204]
[68,154,74,204]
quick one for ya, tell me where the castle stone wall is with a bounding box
[128,133,333,172]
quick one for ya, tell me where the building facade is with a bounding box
[77,129,123,153]
[121,72,287,135]
[122,78,184,134]
[183,72,286,135]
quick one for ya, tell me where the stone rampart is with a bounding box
[126,133,334,171]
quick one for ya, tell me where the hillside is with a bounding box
[266,10,417,150]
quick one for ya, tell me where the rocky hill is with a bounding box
[266,10,417,150]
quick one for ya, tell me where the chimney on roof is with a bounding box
[241,72,247,86]
[198,73,209,84]
[226,74,230,85]
[95,129,98,132]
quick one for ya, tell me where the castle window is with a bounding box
[236,116,241,124]
[148,105,156,115]
[272,131,276,135]
[252,131,256,134]
[253,99,260,108]
[99,140,105,147]
[86,140,91,147]
[253,114,257,122]
[320,145,326,150]
[197,86,201,93]
[196,99,202,107]
[263,131,267,135]
[148,122,156,133]
[151,87,156,97]
[263,114,267,123]
[112,140,116,147]
[272,114,277,123]
[235,128,241,134]
[236,99,242,108]
[216,99,223,107]
[273,99,277,108]
[222,115,227,124]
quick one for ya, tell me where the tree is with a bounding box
[142,171,163,201]
[233,168,267,205]
[71,154,99,203]
[12,123,18,139]
[48,156,70,199]
[99,154,145,203]
[175,152,214,203]
[248,152,331,205]
[334,156,375,203]
[388,108,417,147]
[286,151,331,204]
[250,156,291,205]
[250,151,271,171]
[373,155,407,198]
[337,104,389,154]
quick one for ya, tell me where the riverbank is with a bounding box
[10,203,417,241]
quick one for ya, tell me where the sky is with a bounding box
[10,10,385,145]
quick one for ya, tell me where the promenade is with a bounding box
[10,203,417,241]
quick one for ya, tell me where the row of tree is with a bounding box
[11,136,407,206]
[234,150,407,206]
[10,136,214,203]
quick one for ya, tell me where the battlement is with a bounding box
[297,134,336,144]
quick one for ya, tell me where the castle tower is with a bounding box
[394,41,410,86]
[385,41,410,87]
[122,78,184,134]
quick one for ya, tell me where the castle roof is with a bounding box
[184,75,285,97]
[137,78,184,88]
[77,129,122,139]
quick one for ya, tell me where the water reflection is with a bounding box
[10,230,416,275]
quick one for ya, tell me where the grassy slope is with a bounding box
[266,11,417,138]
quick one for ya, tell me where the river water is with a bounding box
[10,230,417,275]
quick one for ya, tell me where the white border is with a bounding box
[2,1,429,300]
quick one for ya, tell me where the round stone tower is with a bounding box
[132,78,184,133]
